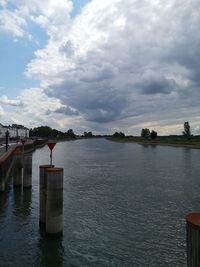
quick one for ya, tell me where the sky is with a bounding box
[0,0,200,135]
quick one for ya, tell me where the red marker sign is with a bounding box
[21,139,26,145]
[21,139,26,154]
[47,143,56,151]
[47,142,56,167]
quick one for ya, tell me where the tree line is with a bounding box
[29,126,76,139]
[30,121,192,140]
[112,121,192,140]
[29,126,98,139]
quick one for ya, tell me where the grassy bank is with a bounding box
[107,136,200,149]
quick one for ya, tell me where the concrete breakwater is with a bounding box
[0,139,47,192]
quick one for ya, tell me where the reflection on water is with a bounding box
[0,185,11,216]
[13,187,32,217]
[37,231,64,267]
[1,139,200,266]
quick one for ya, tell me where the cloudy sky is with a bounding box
[0,0,200,135]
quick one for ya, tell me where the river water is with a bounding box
[0,138,200,266]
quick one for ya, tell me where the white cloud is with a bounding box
[0,95,23,106]
[0,0,73,38]
[0,9,27,37]
[25,0,200,131]
[2,0,200,135]
[0,105,5,116]
[0,88,83,131]
[0,0,7,7]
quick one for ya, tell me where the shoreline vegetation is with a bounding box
[28,122,200,149]
[107,136,200,149]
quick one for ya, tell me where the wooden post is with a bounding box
[186,213,200,267]
[46,168,63,235]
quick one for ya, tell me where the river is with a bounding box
[1,138,200,266]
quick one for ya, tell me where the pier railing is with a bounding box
[0,139,47,192]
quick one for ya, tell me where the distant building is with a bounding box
[0,123,29,139]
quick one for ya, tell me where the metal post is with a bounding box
[5,130,9,152]
[50,150,52,167]
[47,142,56,168]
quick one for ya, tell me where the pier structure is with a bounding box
[0,139,47,192]
[13,148,23,187]
[23,153,32,188]
[39,165,54,225]
[186,213,200,267]
[0,139,64,236]
[39,166,64,235]
[0,147,14,191]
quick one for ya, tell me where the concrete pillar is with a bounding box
[0,186,7,215]
[23,153,32,188]
[0,164,5,192]
[46,168,63,235]
[186,213,200,267]
[39,165,54,226]
[13,167,23,187]
[13,155,23,187]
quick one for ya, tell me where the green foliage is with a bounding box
[29,126,76,139]
[66,129,76,138]
[150,130,157,139]
[30,126,52,137]
[183,121,191,139]
[84,131,93,137]
[112,132,125,138]
[141,128,150,139]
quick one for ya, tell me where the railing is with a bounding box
[0,139,47,191]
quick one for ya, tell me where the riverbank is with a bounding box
[107,136,200,149]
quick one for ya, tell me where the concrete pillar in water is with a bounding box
[46,168,63,235]
[0,165,5,192]
[13,155,23,187]
[186,213,200,267]
[39,165,54,226]
[23,153,32,188]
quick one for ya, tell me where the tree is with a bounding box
[141,128,150,139]
[29,126,52,137]
[113,132,120,137]
[150,130,157,139]
[84,131,93,137]
[112,132,125,138]
[66,129,76,138]
[183,121,191,139]
[119,132,125,138]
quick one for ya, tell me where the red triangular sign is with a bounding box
[47,143,56,151]
[21,139,26,145]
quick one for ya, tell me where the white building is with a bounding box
[0,124,29,139]
[0,124,8,137]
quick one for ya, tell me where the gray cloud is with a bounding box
[26,0,200,134]
[54,106,79,116]
[138,76,176,95]
[59,40,75,57]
